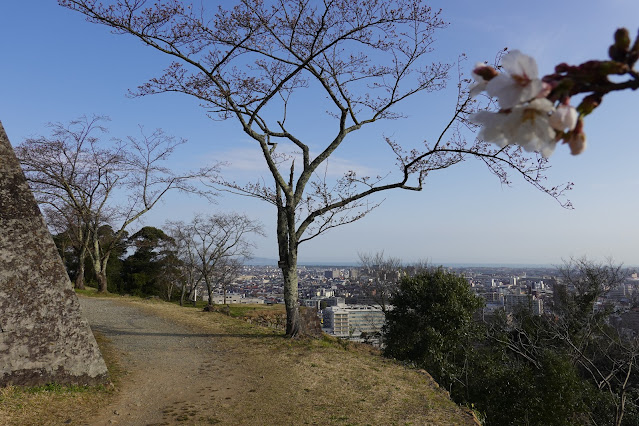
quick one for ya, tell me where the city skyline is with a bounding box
[1,1,638,265]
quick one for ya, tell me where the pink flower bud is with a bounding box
[473,65,498,81]
[567,132,587,155]
[564,119,586,155]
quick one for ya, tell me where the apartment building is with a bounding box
[323,305,385,337]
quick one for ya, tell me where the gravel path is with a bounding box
[79,298,240,425]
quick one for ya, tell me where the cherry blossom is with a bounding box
[566,132,587,155]
[469,27,639,157]
[472,98,557,157]
[486,50,543,109]
[549,104,578,132]
[565,119,587,155]
[469,63,494,97]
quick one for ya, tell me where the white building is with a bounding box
[323,305,385,337]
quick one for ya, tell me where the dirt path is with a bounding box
[77,297,478,426]
[79,298,242,425]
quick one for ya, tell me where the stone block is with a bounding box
[0,121,108,386]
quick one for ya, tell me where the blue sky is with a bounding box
[2,1,638,266]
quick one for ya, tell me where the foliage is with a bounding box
[121,226,179,298]
[55,216,262,301]
[383,259,639,426]
[383,267,484,391]
[52,231,80,282]
[464,347,594,426]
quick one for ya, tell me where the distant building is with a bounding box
[530,280,545,291]
[323,305,385,337]
[480,292,505,315]
[325,296,345,307]
[323,306,349,336]
[482,292,503,303]
[504,294,543,315]
[315,287,334,298]
[608,284,630,301]
[324,270,339,279]
[302,298,323,309]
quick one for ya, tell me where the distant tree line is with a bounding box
[17,116,263,301]
[383,259,639,425]
[52,215,263,303]
[53,224,182,298]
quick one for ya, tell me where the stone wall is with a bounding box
[0,121,108,386]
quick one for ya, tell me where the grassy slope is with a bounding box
[0,292,478,425]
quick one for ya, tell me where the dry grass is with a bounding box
[0,333,121,426]
[129,297,478,425]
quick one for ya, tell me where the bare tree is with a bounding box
[17,116,219,292]
[60,0,572,335]
[166,221,202,306]
[358,251,403,312]
[17,116,121,289]
[553,258,636,426]
[488,258,638,426]
[170,213,264,307]
[556,257,625,307]
[155,251,182,302]
[215,257,243,305]
[357,251,431,311]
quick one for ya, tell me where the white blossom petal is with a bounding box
[485,50,543,109]
[472,99,557,157]
[469,80,488,98]
[549,105,578,131]
[501,49,539,80]
[566,131,587,155]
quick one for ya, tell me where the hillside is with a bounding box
[0,294,478,425]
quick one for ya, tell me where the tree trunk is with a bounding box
[73,231,88,290]
[74,253,86,290]
[180,283,186,306]
[165,281,173,301]
[96,270,108,293]
[282,260,301,337]
[205,277,213,306]
[94,251,111,293]
[278,203,303,336]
